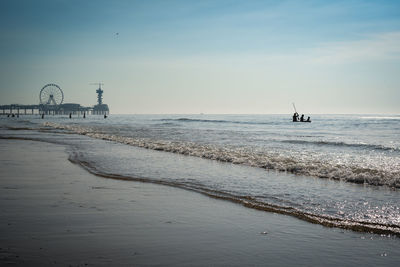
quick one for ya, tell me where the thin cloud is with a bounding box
[310,32,400,64]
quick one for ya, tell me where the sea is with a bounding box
[1,114,399,236]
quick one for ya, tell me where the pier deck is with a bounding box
[0,103,109,116]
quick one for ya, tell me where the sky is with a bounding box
[0,0,399,114]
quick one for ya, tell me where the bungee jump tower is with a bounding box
[0,83,110,116]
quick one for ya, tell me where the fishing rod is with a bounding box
[292,103,297,113]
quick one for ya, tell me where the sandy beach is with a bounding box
[1,138,399,266]
[1,0,400,265]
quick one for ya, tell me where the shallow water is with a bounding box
[2,139,400,266]
[0,114,399,236]
[39,114,400,187]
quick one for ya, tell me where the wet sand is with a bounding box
[0,139,399,266]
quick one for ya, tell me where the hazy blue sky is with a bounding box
[1,0,399,114]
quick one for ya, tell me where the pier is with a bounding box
[0,83,109,116]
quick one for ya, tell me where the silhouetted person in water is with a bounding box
[104,114,107,119]
[83,112,86,119]
[69,113,72,119]
[11,114,15,118]
[306,116,311,122]
[41,113,44,119]
[292,112,299,122]
[7,114,10,117]
[300,114,305,122]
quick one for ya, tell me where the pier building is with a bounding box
[0,83,110,116]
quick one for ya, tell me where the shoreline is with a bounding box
[1,139,400,266]
[2,133,400,237]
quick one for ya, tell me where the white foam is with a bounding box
[43,122,400,188]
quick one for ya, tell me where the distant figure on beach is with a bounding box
[292,112,299,122]
[83,112,86,119]
[7,114,10,117]
[69,113,72,119]
[306,116,311,122]
[41,114,44,119]
[300,114,305,122]
[11,114,15,118]
[104,114,107,119]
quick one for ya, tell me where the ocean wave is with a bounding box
[43,122,400,188]
[160,118,274,125]
[360,116,400,120]
[281,139,399,152]
[154,122,181,126]
[5,126,36,131]
[2,128,399,236]
[66,150,400,237]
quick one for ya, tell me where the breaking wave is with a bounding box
[281,139,399,152]
[2,126,399,237]
[160,118,274,125]
[43,122,400,188]
[66,150,400,237]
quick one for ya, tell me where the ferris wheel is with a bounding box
[39,83,64,105]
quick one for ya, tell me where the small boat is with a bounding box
[291,103,311,122]
[293,120,311,123]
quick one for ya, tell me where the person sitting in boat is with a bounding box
[300,114,305,122]
[292,112,299,122]
[306,116,311,122]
